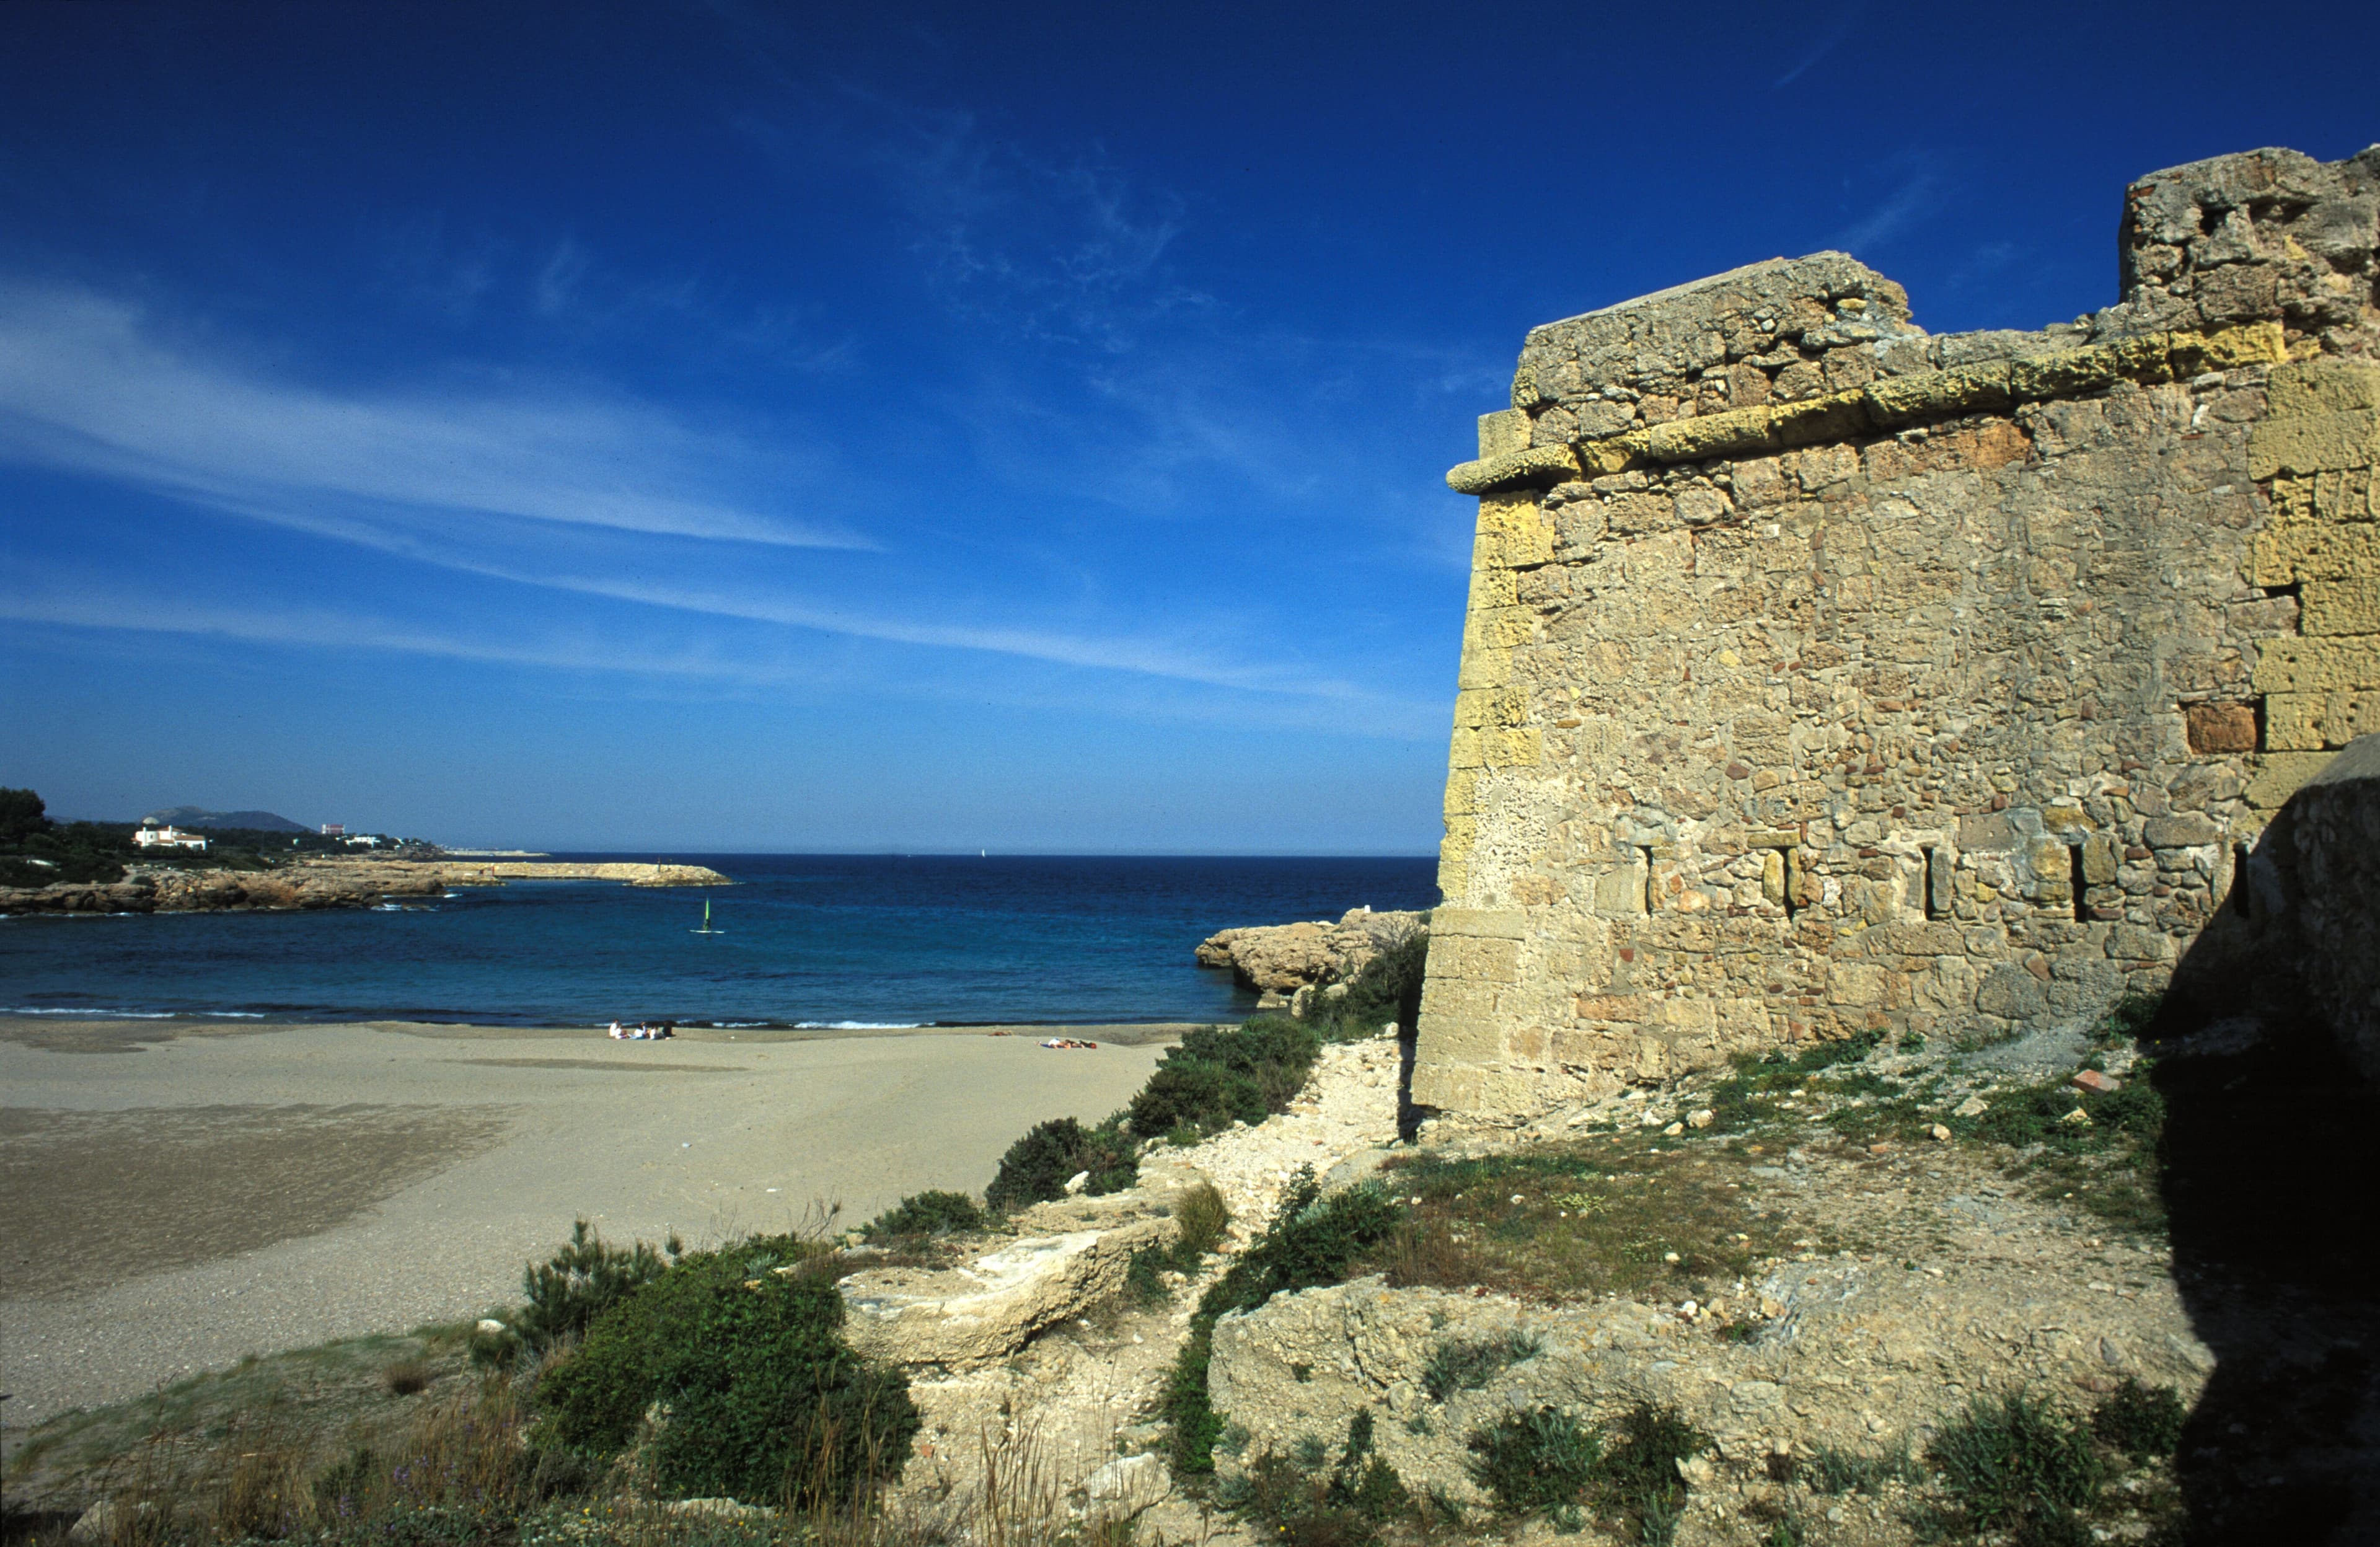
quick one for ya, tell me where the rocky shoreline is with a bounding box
[0,855,732,915]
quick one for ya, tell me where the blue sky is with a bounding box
[1,1,2371,852]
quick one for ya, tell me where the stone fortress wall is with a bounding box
[1413,146,2379,1117]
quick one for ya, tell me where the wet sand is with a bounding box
[0,1016,1184,1431]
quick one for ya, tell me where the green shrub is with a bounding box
[537,1235,919,1507]
[1421,1331,1541,1402]
[2091,1378,2187,1461]
[1127,1018,1322,1142]
[984,1117,1137,1212]
[1465,1402,1706,1546]
[514,1219,677,1355]
[1166,1170,1403,1476]
[862,1189,984,1241]
[1925,1392,2105,1538]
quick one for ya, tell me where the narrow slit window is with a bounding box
[2069,843,2089,922]
[2232,843,2253,917]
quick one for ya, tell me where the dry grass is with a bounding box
[381,1359,433,1397]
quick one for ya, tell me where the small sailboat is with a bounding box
[691,896,724,935]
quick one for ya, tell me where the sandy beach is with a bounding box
[0,1015,1184,1433]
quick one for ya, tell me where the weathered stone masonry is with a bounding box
[1414,146,2380,1117]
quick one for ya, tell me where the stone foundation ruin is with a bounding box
[1414,145,2379,1117]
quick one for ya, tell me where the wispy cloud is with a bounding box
[0,280,862,550]
[1831,156,1945,255]
[0,582,1448,739]
[744,94,1212,353]
[1773,2,1867,89]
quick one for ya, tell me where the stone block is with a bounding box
[1959,812,2023,852]
[2246,752,2337,809]
[1478,408,1532,458]
[2185,701,2259,753]
[2301,580,2380,637]
[2265,358,2380,419]
[1483,728,1543,768]
[1430,907,1527,940]
[1455,643,1512,690]
[2268,467,2380,526]
[1976,964,2050,1018]
[1592,865,1647,918]
[2105,926,2174,962]
[1829,963,1885,1007]
[2267,690,2379,750]
[2252,637,2380,694]
[1431,935,1520,985]
[2081,835,2119,886]
[1745,827,1802,848]
[2141,814,2222,847]
[2247,410,2380,480]
[1760,850,1786,904]
[2247,522,2378,586]
[1642,404,1778,462]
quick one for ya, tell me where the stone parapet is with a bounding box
[1416,146,2380,1117]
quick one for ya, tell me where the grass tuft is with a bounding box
[1924,1391,2105,1540]
[1420,1331,1541,1402]
[2091,1378,2188,1461]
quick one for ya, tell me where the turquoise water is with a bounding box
[0,854,1439,1027]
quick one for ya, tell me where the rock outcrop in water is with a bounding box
[1194,906,1427,993]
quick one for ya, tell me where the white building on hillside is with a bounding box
[134,821,208,851]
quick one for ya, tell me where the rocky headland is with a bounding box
[0,855,731,915]
[1196,906,1429,997]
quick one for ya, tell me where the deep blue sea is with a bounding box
[0,855,1440,1028]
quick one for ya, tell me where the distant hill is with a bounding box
[143,806,311,833]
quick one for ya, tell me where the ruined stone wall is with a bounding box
[1414,146,2380,1116]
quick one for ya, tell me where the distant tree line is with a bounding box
[0,788,428,888]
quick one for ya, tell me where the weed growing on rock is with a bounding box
[1465,1404,1602,1515]
[1923,1391,2105,1543]
[1792,1442,1916,1496]
[862,1189,985,1241]
[2090,1378,2187,1461]
[1230,1409,1412,1547]
[1420,1331,1541,1402]
[1166,1170,1402,1477]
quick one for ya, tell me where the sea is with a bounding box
[0,854,1440,1028]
